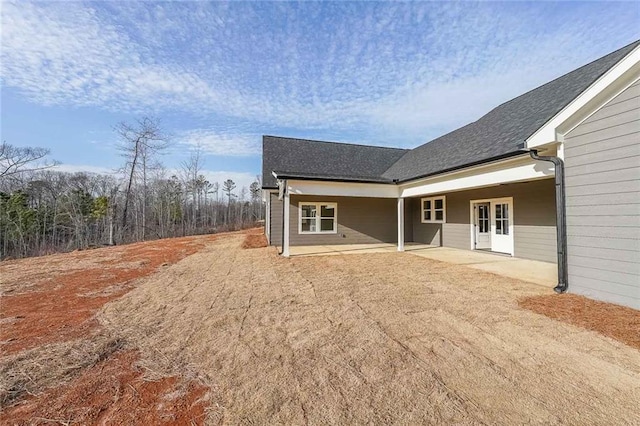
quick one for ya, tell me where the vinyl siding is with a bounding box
[289,195,397,246]
[269,193,283,247]
[411,199,441,245]
[564,79,640,309]
[410,179,557,262]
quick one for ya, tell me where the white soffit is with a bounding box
[399,156,554,198]
[287,180,400,198]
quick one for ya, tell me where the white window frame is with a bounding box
[421,196,446,224]
[298,202,338,234]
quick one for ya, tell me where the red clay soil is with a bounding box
[2,350,209,425]
[519,293,640,350]
[241,233,268,249]
[0,235,215,355]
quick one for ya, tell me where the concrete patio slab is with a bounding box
[289,243,557,288]
[288,243,435,257]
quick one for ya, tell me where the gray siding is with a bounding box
[269,193,283,247]
[404,198,414,243]
[412,198,441,245]
[564,79,640,309]
[289,195,397,246]
[411,179,557,263]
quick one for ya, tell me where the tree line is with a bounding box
[0,118,263,260]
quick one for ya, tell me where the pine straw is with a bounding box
[0,331,124,408]
[241,233,268,249]
[519,293,640,350]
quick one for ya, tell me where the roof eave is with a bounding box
[393,149,528,184]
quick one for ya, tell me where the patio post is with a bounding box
[397,197,405,252]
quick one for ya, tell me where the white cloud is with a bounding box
[1,1,638,147]
[178,130,260,156]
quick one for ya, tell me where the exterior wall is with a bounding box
[289,195,397,246]
[411,179,557,262]
[564,79,640,309]
[269,192,283,247]
[412,199,441,245]
[404,198,414,243]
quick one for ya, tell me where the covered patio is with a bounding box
[286,243,557,288]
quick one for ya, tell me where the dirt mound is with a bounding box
[241,233,268,249]
[519,293,640,349]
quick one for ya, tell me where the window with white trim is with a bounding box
[299,203,337,234]
[421,196,446,223]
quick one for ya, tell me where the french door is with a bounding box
[474,203,491,249]
[472,198,514,255]
[490,200,513,255]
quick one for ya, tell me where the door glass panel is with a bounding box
[494,203,509,235]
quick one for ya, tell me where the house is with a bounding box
[262,41,640,310]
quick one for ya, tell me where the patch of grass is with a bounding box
[0,332,124,408]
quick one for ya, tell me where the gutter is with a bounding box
[526,149,569,293]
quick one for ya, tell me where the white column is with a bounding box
[282,188,290,257]
[397,197,405,252]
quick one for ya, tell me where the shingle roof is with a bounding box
[262,40,639,187]
[383,40,640,182]
[262,136,409,188]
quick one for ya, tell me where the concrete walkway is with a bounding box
[289,243,557,288]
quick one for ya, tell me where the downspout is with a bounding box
[527,149,568,293]
[280,179,286,255]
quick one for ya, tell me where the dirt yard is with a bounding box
[2,231,639,424]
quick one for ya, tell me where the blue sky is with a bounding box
[1,1,639,190]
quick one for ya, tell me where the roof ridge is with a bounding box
[263,135,409,151]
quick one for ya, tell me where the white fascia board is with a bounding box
[287,180,400,198]
[399,156,554,198]
[527,45,640,149]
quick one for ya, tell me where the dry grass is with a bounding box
[0,330,123,408]
[99,234,640,425]
[519,293,640,349]
[241,233,268,249]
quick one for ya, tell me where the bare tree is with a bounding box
[0,142,59,178]
[116,117,169,238]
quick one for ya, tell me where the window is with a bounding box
[299,202,337,234]
[495,203,509,235]
[421,196,446,223]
